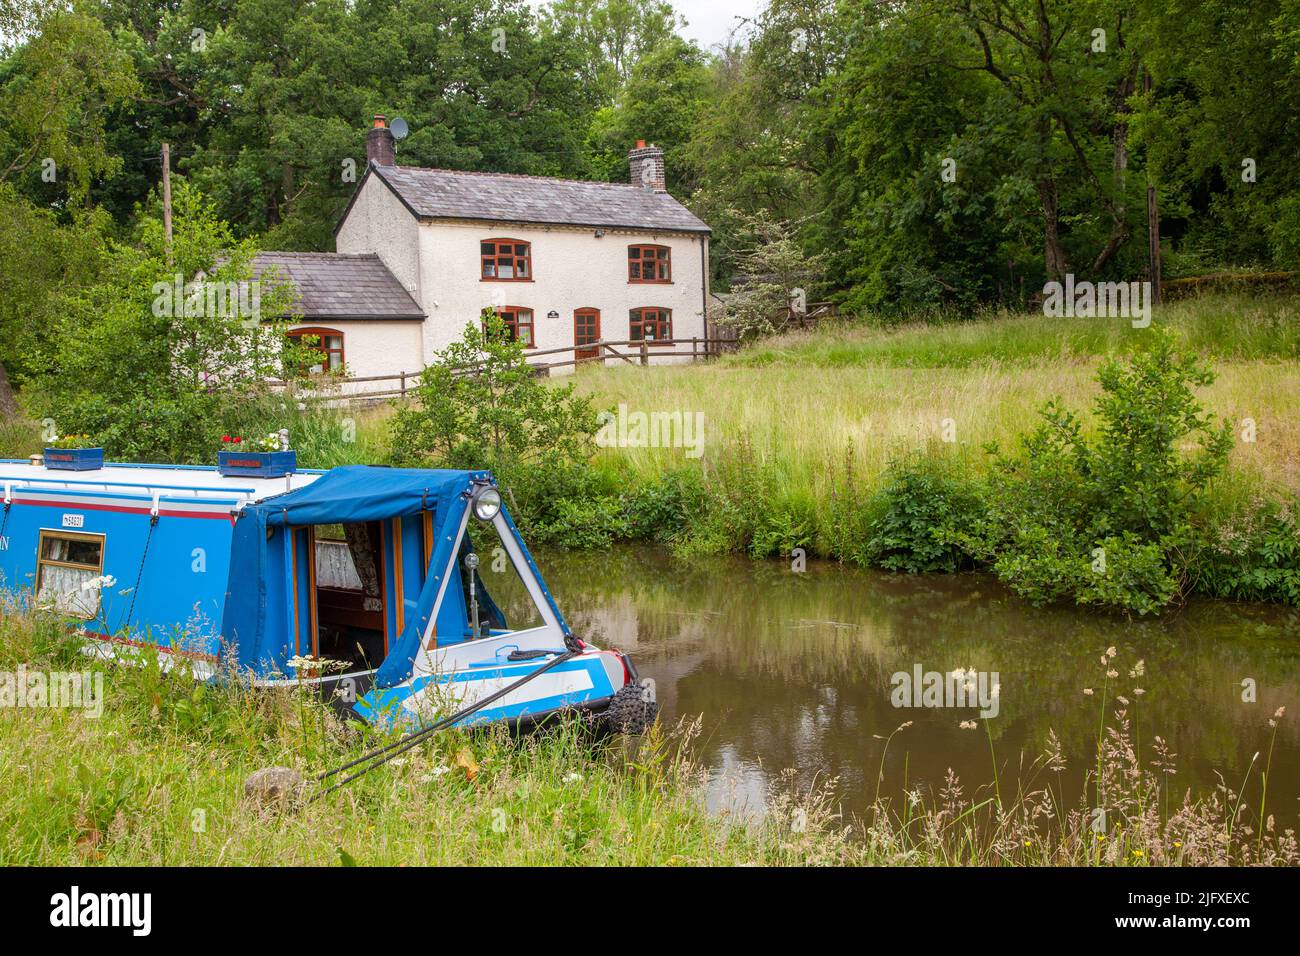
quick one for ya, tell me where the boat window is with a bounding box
[460,519,545,637]
[36,530,106,620]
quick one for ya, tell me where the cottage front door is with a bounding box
[574,308,601,363]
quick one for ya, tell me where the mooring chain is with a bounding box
[122,514,159,632]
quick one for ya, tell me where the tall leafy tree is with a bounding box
[589,34,710,189]
[1128,0,1300,271]
[543,0,682,101]
[34,181,296,460]
[0,2,136,417]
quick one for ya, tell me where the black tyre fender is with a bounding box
[604,678,658,735]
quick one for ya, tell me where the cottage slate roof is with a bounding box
[251,252,424,321]
[372,165,711,234]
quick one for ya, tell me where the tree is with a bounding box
[390,310,598,472]
[0,2,138,203]
[0,3,136,417]
[1127,0,1300,271]
[714,210,826,341]
[0,185,109,418]
[588,34,710,191]
[34,181,297,461]
[686,0,840,285]
[543,0,682,100]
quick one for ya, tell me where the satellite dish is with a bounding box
[390,117,409,140]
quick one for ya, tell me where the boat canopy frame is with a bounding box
[220,465,570,688]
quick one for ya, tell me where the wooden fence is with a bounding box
[269,336,739,404]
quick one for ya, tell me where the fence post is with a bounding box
[640,341,649,366]
[400,371,407,398]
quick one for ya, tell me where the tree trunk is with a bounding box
[1035,111,1068,283]
[1038,175,1068,282]
[0,360,19,422]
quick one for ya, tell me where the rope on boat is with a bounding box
[309,648,581,801]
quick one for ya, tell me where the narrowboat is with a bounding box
[0,458,657,731]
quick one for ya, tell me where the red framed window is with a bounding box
[628,244,671,282]
[487,306,535,347]
[287,327,345,373]
[629,307,672,344]
[481,239,532,280]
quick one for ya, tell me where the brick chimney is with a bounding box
[366,114,396,167]
[628,139,666,193]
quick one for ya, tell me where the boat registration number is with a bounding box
[62,514,85,529]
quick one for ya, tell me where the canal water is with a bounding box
[540,545,1300,828]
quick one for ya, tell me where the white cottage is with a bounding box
[256,116,712,380]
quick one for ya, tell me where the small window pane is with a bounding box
[41,536,102,566]
[481,242,494,256]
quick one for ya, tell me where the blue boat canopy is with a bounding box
[242,465,490,527]
[221,466,489,674]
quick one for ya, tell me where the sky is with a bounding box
[526,0,767,52]
[673,0,766,50]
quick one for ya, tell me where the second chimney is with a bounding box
[366,114,396,167]
[628,140,666,193]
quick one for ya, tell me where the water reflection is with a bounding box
[539,545,1300,826]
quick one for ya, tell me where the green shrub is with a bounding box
[863,453,985,573]
[527,495,628,549]
[621,468,710,544]
[1074,534,1179,614]
[390,312,598,473]
[1189,499,1300,605]
[964,329,1234,614]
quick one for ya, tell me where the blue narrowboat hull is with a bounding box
[0,460,652,731]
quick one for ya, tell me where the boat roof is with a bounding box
[0,460,325,506]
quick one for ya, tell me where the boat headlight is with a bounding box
[472,485,502,522]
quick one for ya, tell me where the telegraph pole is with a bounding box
[162,142,174,267]
[1143,73,1162,305]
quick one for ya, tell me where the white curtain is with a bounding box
[37,566,99,618]
[315,539,364,591]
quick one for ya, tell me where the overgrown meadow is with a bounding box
[334,295,1297,615]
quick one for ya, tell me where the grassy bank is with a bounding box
[576,294,1298,503]
[0,605,851,866]
[534,295,1298,608]
[1,604,1293,865]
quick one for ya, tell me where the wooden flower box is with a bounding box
[217,450,298,479]
[43,447,105,471]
